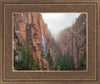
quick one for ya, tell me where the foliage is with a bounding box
[33,33,37,36]
[14,45,38,70]
[77,49,86,70]
[34,27,38,31]
[27,23,38,32]
[50,66,55,70]
[47,39,50,42]
[46,50,54,69]
[41,46,45,58]
[55,51,75,70]
[27,23,35,26]
[54,65,61,70]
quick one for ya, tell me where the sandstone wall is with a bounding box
[14,13,49,70]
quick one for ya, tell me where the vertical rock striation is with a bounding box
[14,13,86,70]
[14,13,49,70]
[57,14,86,69]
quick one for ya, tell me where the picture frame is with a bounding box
[0,0,99,84]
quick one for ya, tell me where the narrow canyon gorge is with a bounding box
[14,13,86,70]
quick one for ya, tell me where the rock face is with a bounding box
[57,14,86,69]
[14,13,49,70]
[14,13,86,70]
[45,31,62,63]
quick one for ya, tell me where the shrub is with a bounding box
[27,23,35,26]
[14,44,38,70]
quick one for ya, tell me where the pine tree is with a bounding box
[47,50,54,69]
[14,45,38,70]
[55,51,75,70]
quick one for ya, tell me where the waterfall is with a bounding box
[40,18,47,56]
[41,32,47,55]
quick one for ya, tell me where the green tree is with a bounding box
[47,50,54,70]
[55,51,75,70]
[14,45,38,70]
[78,49,86,70]
[55,65,61,70]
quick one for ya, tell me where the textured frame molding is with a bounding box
[0,0,99,84]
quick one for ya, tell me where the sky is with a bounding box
[41,13,81,39]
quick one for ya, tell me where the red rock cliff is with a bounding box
[14,13,86,70]
[14,13,49,70]
[57,14,86,69]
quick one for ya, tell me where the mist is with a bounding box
[41,13,81,40]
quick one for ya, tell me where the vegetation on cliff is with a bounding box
[14,43,39,70]
[46,50,54,70]
[14,13,86,70]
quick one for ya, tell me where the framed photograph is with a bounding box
[13,12,87,71]
[0,0,99,84]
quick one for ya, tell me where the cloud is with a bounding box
[41,13,81,39]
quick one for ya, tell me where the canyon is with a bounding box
[14,13,86,70]
[57,14,86,69]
